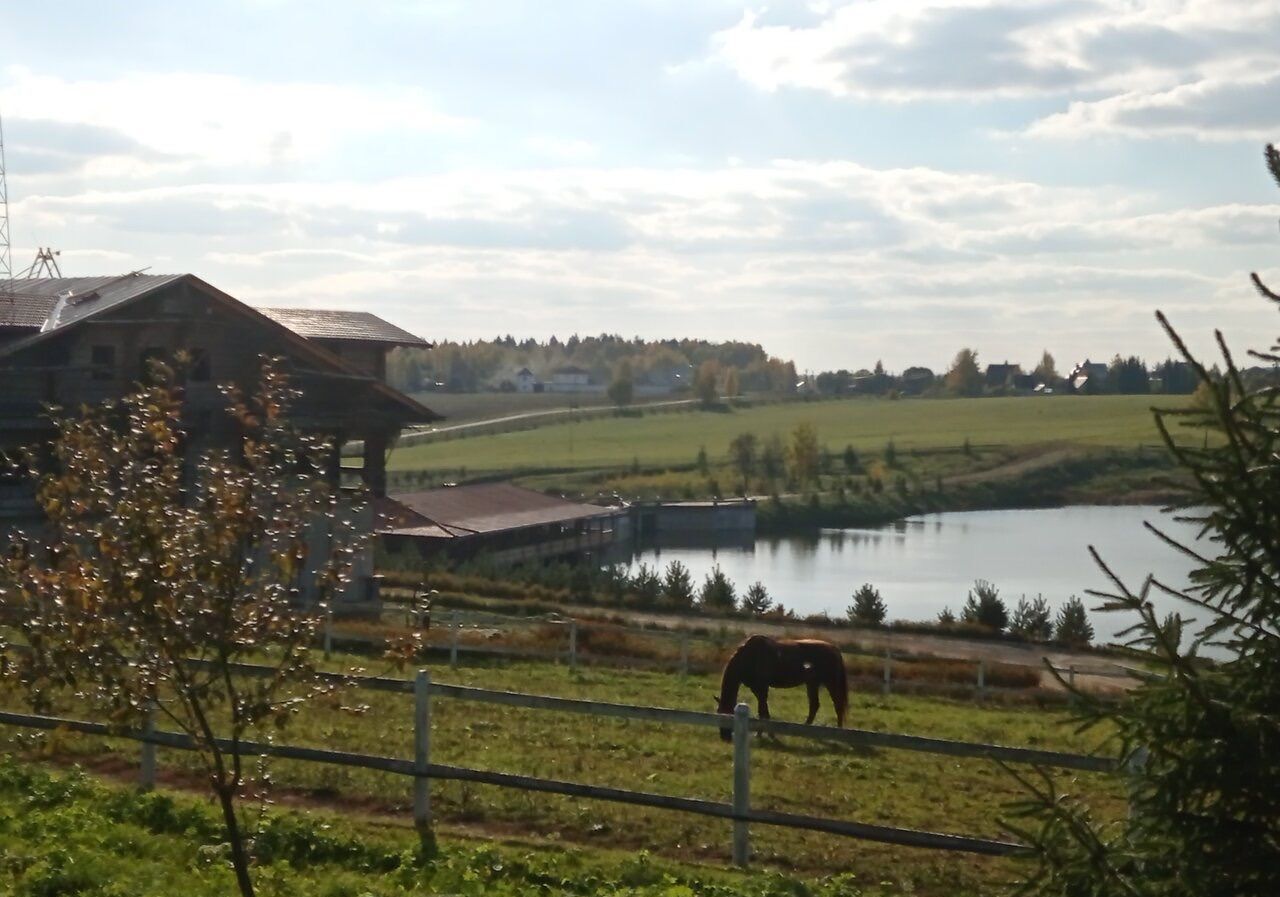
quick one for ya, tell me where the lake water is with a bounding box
[626,505,1207,646]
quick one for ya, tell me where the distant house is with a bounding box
[1068,359,1109,393]
[547,364,600,394]
[984,362,1022,389]
[638,362,694,396]
[514,367,541,393]
[1011,373,1040,392]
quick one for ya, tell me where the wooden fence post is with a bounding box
[882,648,892,696]
[977,659,986,700]
[414,669,432,829]
[679,633,690,678]
[323,605,333,661]
[449,610,459,669]
[139,704,156,791]
[568,621,578,671]
[732,702,751,867]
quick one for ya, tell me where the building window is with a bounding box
[90,345,116,381]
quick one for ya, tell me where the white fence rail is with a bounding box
[0,662,1122,866]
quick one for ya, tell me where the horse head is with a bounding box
[713,691,734,742]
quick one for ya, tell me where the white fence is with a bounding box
[0,661,1122,867]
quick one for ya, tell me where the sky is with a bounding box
[2,0,1279,373]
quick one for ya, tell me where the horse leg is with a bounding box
[749,686,775,740]
[805,680,820,726]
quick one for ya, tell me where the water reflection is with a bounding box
[622,505,1207,646]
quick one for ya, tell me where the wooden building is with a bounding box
[0,272,439,601]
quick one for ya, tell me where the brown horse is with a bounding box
[716,635,848,740]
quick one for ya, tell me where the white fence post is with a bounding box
[323,605,333,661]
[449,610,460,669]
[977,659,986,700]
[568,621,578,671]
[882,648,892,696]
[414,669,432,829]
[732,702,751,867]
[139,703,157,791]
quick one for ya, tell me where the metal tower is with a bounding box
[0,111,12,280]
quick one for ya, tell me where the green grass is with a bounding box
[1,654,1125,895]
[388,395,1188,476]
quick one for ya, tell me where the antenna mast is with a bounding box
[0,110,12,280]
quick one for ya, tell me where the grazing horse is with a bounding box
[716,635,848,740]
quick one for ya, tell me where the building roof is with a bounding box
[386,482,615,536]
[257,308,429,347]
[0,274,186,331]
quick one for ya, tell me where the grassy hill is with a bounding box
[389,394,1189,476]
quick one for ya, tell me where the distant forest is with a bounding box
[387,334,798,395]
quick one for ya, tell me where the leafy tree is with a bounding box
[945,348,983,397]
[607,359,635,407]
[1034,350,1058,384]
[1010,147,1280,897]
[760,434,786,482]
[788,421,821,486]
[1052,595,1094,648]
[694,360,720,406]
[698,565,736,612]
[847,584,887,625]
[724,366,741,398]
[0,361,364,897]
[961,580,1008,632]
[630,563,662,606]
[1010,594,1053,641]
[727,432,758,492]
[662,560,695,610]
[741,581,775,616]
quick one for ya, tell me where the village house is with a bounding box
[1068,359,1110,393]
[546,364,600,394]
[0,272,440,603]
[514,366,541,393]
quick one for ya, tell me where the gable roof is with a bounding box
[0,273,440,422]
[257,308,430,347]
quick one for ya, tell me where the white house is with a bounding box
[546,364,600,394]
[514,367,540,393]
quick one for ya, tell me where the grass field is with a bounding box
[388,395,1188,476]
[1,654,1124,896]
[408,391,685,427]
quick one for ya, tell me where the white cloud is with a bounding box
[709,1,1280,139]
[0,66,469,175]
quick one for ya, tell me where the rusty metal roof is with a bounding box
[388,483,616,535]
[0,274,185,331]
[257,308,429,347]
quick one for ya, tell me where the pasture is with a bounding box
[0,653,1125,896]
[387,394,1189,476]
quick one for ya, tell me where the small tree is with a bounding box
[760,434,786,482]
[694,360,720,406]
[847,583,887,625]
[724,365,741,398]
[961,580,1008,632]
[630,563,662,606]
[945,348,983,396]
[741,581,774,616]
[607,360,635,408]
[727,431,758,492]
[937,606,957,625]
[662,560,695,609]
[0,361,363,897]
[842,443,861,473]
[788,421,821,486]
[1052,595,1094,648]
[699,565,736,612]
[1010,594,1053,641]
[695,444,709,474]
[1034,349,1058,384]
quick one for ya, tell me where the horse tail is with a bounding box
[830,648,849,728]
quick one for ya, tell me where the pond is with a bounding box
[625,505,1208,647]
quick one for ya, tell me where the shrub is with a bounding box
[1010,594,1053,641]
[962,580,1009,632]
[740,582,775,616]
[847,583,887,625]
[1053,595,1094,647]
[698,565,736,611]
[937,606,957,625]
